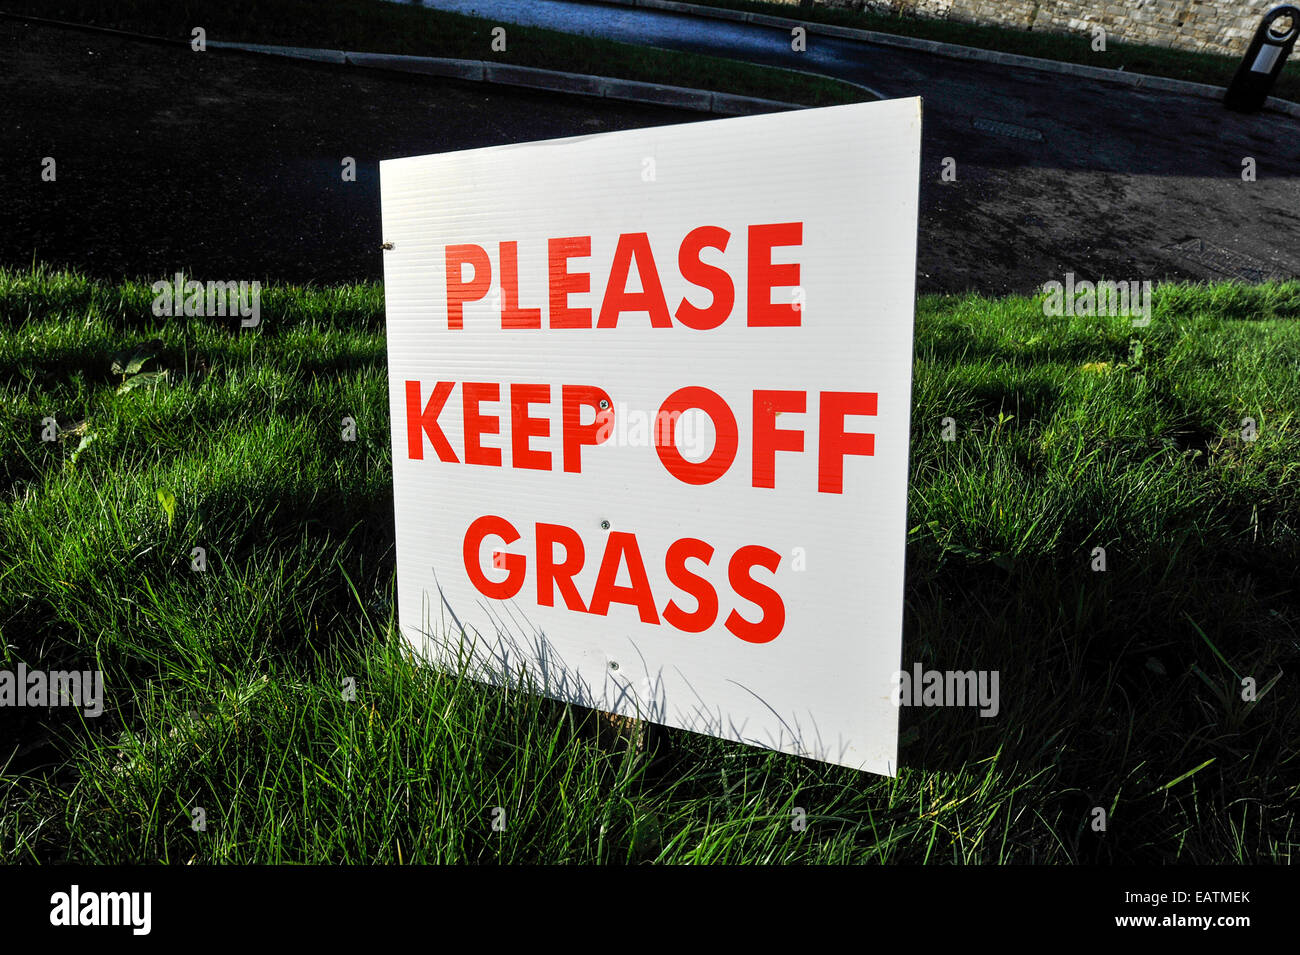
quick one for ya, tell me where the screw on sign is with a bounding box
[1225,4,1300,113]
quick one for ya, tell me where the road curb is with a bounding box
[211,41,876,114]
[591,0,1300,119]
[0,11,809,116]
[208,41,802,114]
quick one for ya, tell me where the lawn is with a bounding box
[1,267,1296,863]
[0,0,864,107]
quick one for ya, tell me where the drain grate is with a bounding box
[972,116,1044,142]
[1163,238,1290,282]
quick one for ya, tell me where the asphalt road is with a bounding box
[4,6,1300,293]
[410,0,1300,293]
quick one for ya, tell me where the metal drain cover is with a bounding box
[972,117,1044,141]
[1163,238,1290,282]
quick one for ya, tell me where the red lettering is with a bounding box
[460,516,786,643]
[445,244,491,330]
[510,383,551,471]
[536,522,587,612]
[675,226,734,330]
[462,382,501,467]
[463,515,525,599]
[406,380,459,462]
[598,232,671,329]
[752,390,805,489]
[725,545,784,643]
[746,222,802,327]
[818,391,876,494]
[561,384,613,474]
[499,241,541,329]
[654,386,738,485]
[662,537,717,633]
[548,236,592,328]
[588,531,660,623]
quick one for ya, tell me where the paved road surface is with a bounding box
[409,0,1300,293]
[4,8,1300,293]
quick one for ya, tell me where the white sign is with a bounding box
[381,97,921,774]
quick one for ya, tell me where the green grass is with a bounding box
[679,0,1300,103]
[1,266,1298,863]
[0,0,864,107]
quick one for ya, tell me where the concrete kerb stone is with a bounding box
[711,90,796,115]
[345,51,484,81]
[485,62,603,96]
[208,39,799,114]
[208,41,347,65]
[595,0,1300,118]
[0,11,832,115]
[601,76,715,110]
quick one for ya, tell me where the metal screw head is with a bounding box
[608,661,619,671]
[599,399,609,410]
[600,520,610,530]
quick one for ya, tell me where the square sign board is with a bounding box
[381,97,921,774]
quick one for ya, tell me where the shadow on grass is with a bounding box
[895,544,1298,861]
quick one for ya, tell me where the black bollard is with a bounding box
[1225,4,1299,113]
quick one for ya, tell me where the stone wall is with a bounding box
[779,1,1287,56]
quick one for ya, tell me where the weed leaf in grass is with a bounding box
[110,352,148,376]
[68,432,97,467]
[157,488,177,528]
[111,341,161,377]
[116,369,168,395]
[112,340,166,393]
